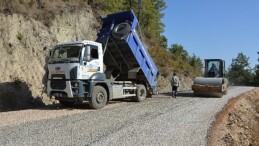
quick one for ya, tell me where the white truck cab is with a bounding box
[48,40,103,80]
[47,40,107,105]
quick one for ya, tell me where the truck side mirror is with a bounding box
[49,50,53,58]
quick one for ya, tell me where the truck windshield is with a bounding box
[50,45,82,62]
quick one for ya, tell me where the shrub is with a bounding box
[17,32,24,41]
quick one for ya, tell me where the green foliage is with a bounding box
[93,0,166,47]
[148,43,203,77]
[254,65,259,86]
[98,1,204,77]
[227,52,254,85]
[189,54,203,75]
[231,52,250,68]
[92,0,128,13]
[17,32,24,41]
[160,35,168,48]
[92,0,205,77]
[168,44,189,61]
[167,44,203,76]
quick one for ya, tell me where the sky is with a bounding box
[162,0,259,69]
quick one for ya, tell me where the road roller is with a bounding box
[192,59,228,97]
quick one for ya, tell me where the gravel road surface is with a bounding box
[0,86,254,146]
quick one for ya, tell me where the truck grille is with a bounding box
[50,80,66,90]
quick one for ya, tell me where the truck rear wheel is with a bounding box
[112,22,131,39]
[133,85,146,102]
[89,86,107,109]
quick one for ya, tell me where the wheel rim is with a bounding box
[117,24,126,32]
[96,92,104,103]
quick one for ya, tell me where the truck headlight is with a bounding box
[75,89,79,94]
[74,83,79,87]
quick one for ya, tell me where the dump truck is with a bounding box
[46,10,159,109]
[192,59,228,97]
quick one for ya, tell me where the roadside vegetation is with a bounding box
[0,0,203,78]
[227,52,259,86]
[1,0,258,82]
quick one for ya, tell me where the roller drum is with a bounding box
[193,77,224,86]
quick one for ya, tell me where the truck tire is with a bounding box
[89,86,107,109]
[59,100,74,107]
[133,84,147,102]
[112,22,131,39]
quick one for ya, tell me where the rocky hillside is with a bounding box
[0,1,193,110]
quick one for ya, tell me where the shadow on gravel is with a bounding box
[159,91,219,98]
[0,74,140,112]
[177,92,196,97]
[159,91,194,98]
[35,103,92,110]
[178,92,221,98]
[34,98,135,111]
[0,80,45,112]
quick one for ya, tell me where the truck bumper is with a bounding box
[47,80,88,99]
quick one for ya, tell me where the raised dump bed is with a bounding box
[96,10,159,93]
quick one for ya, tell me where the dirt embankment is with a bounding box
[0,2,99,111]
[208,88,259,146]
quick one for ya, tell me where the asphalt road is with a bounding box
[0,86,254,146]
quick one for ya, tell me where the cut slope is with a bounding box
[0,4,99,110]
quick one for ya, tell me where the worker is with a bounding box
[209,63,219,77]
[171,73,179,98]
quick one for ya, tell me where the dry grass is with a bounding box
[148,47,197,78]
[0,0,91,27]
[256,99,259,113]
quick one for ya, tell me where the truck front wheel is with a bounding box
[133,85,147,102]
[89,86,107,109]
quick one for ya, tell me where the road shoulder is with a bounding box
[207,88,259,146]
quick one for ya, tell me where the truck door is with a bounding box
[81,45,101,79]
